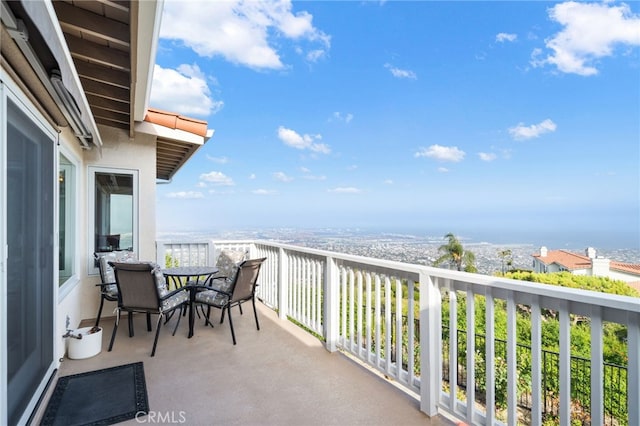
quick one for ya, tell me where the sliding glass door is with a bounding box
[5,97,55,425]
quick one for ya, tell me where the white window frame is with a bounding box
[88,166,139,276]
[57,146,80,299]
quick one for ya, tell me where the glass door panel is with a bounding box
[6,99,55,425]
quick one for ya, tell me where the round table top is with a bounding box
[163,266,219,277]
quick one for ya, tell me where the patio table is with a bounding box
[163,266,218,338]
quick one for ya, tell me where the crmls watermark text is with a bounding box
[135,411,187,424]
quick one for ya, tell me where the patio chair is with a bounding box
[94,251,142,327]
[108,262,189,357]
[190,249,247,321]
[195,257,266,345]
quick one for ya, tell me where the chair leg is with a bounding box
[147,313,152,332]
[108,309,120,351]
[172,306,184,336]
[151,315,162,357]
[227,305,237,345]
[128,311,134,337]
[203,305,215,328]
[252,297,260,331]
[95,296,105,327]
[238,303,243,315]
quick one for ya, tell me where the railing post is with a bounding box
[278,247,288,320]
[420,271,441,417]
[155,241,165,266]
[324,256,339,352]
[628,312,640,426]
[207,240,216,266]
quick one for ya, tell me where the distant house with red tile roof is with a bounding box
[532,247,640,291]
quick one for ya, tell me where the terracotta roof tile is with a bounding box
[611,261,640,276]
[532,250,591,270]
[144,107,207,137]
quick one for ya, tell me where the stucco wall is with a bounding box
[57,124,158,360]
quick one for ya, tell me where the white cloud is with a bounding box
[206,155,229,164]
[383,179,393,185]
[252,189,277,195]
[160,0,330,70]
[478,152,497,161]
[299,166,311,173]
[249,173,256,179]
[346,165,358,171]
[414,145,465,162]
[384,63,417,79]
[509,119,557,140]
[199,171,235,186]
[150,64,223,117]
[437,167,450,173]
[332,112,354,123]
[496,33,517,43]
[531,1,640,76]
[166,191,204,199]
[328,187,362,194]
[302,174,326,180]
[277,126,331,154]
[273,171,293,182]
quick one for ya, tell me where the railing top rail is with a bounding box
[156,239,640,314]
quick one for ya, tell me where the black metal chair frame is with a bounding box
[108,262,188,357]
[196,257,266,345]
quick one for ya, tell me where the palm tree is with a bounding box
[498,249,513,274]
[433,232,477,272]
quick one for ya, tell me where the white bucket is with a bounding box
[67,327,103,359]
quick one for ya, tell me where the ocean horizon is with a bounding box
[157,226,640,260]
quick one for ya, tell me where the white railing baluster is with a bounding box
[375,274,382,370]
[485,291,495,425]
[466,289,475,423]
[357,270,364,358]
[278,247,288,319]
[559,301,570,426]
[590,306,603,426]
[385,276,392,373]
[628,312,640,426]
[531,298,542,426]
[408,279,415,390]
[507,293,517,425]
[366,272,372,364]
[324,256,339,352]
[449,288,458,413]
[395,276,403,380]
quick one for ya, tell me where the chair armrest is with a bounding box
[159,286,189,301]
[95,282,116,288]
[192,284,232,298]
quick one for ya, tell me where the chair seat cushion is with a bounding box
[161,290,189,311]
[103,286,118,298]
[195,289,228,307]
[208,277,232,293]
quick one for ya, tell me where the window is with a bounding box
[89,167,138,274]
[58,152,76,286]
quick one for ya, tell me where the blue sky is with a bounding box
[151,1,640,247]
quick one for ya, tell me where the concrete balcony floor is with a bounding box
[34,302,453,425]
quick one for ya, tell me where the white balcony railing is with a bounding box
[157,239,640,426]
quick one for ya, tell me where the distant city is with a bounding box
[157,228,640,275]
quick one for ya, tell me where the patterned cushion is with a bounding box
[161,290,188,311]
[208,277,233,293]
[97,251,137,293]
[150,263,170,298]
[214,249,246,283]
[195,289,228,307]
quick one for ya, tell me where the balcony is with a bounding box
[40,240,640,425]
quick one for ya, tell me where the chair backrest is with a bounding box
[112,262,163,311]
[215,249,247,283]
[229,257,266,303]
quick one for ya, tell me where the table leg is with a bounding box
[188,288,195,338]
